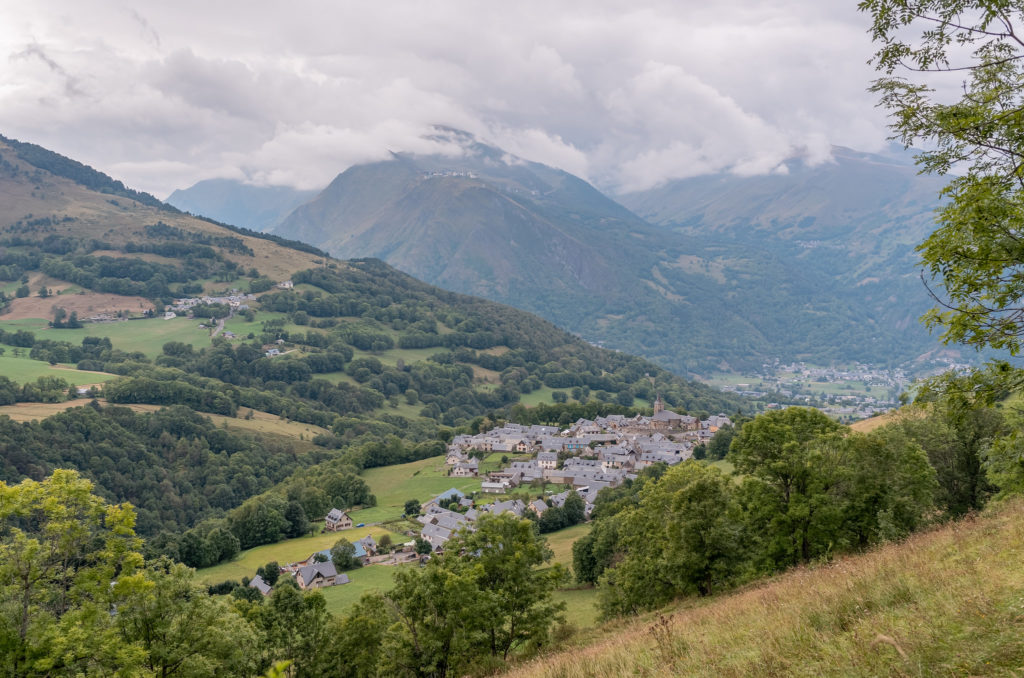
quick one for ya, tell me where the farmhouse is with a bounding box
[295,560,350,590]
[324,508,352,532]
[451,459,479,477]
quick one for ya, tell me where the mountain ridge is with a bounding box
[264,133,954,374]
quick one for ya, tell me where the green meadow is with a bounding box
[348,454,482,524]
[319,564,411,616]
[0,316,215,358]
[0,346,117,386]
[194,524,407,585]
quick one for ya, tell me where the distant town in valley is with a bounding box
[705,355,973,423]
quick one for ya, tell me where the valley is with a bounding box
[167,130,961,377]
[0,131,1018,678]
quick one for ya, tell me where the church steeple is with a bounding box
[653,394,664,414]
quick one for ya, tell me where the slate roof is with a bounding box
[297,560,338,585]
[428,488,466,505]
[249,574,272,595]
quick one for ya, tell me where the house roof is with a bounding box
[297,560,337,584]
[249,574,272,595]
[325,508,348,522]
[428,488,466,505]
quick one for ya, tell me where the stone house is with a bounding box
[296,560,350,590]
[324,508,353,532]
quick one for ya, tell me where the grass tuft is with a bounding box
[502,500,1024,678]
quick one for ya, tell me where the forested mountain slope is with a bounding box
[269,130,954,373]
[0,134,747,558]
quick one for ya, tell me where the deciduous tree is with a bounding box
[861,1,1024,354]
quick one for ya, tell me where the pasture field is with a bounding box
[545,523,591,573]
[519,387,561,407]
[553,588,600,629]
[0,394,325,446]
[319,564,410,616]
[848,409,899,433]
[319,567,602,628]
[0,316,213,357]
[194,524,408,585]
[0,348,117,386]
[707,459,735,475]
[349,454,482,524]
[0,400,157,422]
[203,408,330,443]
[349,345,447,367]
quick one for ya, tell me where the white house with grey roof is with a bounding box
[324,508,352,532]
[536,452,558,469]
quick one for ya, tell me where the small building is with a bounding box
[163,311,176,320]
[277,280,294,289]
[451,459,479,477]
[536,451,558,470]
[296,561,350,590]
[249,574,272,596]
[423,488,466,511]
[324,508,353,532]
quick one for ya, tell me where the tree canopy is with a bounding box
[861,1,1024,354]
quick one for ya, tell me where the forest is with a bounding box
[4,373,1023,677]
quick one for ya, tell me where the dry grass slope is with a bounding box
[504,500,1024,678]
[0,139,325,282]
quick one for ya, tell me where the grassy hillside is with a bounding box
[0,136,324,283]
[349,454,483,524]
[502,500,1024,678]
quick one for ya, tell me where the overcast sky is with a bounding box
[0,1,892,198]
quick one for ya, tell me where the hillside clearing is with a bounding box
[349,454,482,524]
[545,522,591,572]
[1,291,153,321]
[0,400,157,422]
[502,500,1024,678]
[0,397,325,444]
[0,350,118,387]
[194,525,407,585]
[848,410,898,433]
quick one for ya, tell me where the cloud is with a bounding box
[0,1,890,197]
[10,43,84,98]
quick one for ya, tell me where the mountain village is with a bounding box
[256,397,736,593]
[415,397,732,552]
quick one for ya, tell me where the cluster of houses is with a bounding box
[246,401,734,595]
[446,399,732,495]
[414,486,593,552]
[166,291,257,316]
[249,530,382,595]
